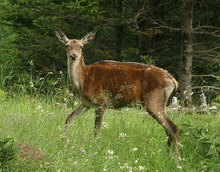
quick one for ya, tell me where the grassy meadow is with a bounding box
[0,90,220,171]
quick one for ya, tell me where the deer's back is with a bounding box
[80,61,176,107]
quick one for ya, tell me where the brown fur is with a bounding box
[55,29,181,167]
[81,61,176,108]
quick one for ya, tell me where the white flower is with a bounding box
[106,149,118,159]
[103,165,108,171]
[139,166,144,171]
[119,163,132,171]
[29,81,34,88]
[69,93,74,97]
[119,132,128,138]
[185,132,190,136]
[108,149,114,155]
[102,122,109,129]
[29,60,34,66]
[36,105,42,110]
[132,147,138,151]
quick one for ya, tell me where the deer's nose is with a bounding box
[70,54,77,60]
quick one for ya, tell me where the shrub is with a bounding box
[0,138,16,170]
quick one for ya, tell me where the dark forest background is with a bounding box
[0,0,219,106]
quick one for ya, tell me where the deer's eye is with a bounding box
[80,46,84,49]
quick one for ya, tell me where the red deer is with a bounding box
[55,29,181,167]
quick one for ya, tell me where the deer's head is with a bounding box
[55,29,96,61]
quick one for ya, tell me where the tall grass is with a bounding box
[0,91,219,171]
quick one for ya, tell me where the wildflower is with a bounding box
[119,163,128,169]
[29,60,34,66]
[177,165,183,169]
[103,165,108,171]
[106,149,118,159]
[135,158,139,164]
[29,81,34,88]
[138,166,144,171]
[119,132,127,138]
[184,132,190,136]
[119,163,132,171]
[102,122,109,129]
[80,148,86,156]
[58,150,61,155]
[108,149,114,155]
[36,105,43,110]
[69,93,74,97]
[132,147,138,151]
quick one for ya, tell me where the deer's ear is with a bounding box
[55,29,69,44]
[81,30,96,45]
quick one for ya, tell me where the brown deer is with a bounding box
[55,29,181,167]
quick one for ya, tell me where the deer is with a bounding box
[55,29,181,167]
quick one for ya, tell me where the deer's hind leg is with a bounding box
[143,89,181,167]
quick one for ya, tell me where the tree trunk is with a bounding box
[114,0,124,61]
[137,18,155,57]
[179,0,194,106]
[137,1,155,58]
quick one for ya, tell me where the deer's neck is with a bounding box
[68,57,84,93]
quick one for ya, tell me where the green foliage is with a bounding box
[213,95,220,109]
[0,138,16,169]
[0,89,7,96]
[180,113,220,171]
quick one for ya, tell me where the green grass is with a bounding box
[0,93,220,171]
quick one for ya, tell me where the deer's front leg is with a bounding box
[94,107,105,137]
[65,104,89,131]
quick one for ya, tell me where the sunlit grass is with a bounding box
[0,93,219,171]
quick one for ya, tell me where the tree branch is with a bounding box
[193,31,220,38]
[194,25,220,31]
[192,74,218,78]
[193,86,220,91]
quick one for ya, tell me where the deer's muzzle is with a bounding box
[69,54,77,60]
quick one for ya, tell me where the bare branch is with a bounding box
[193,55,220,63]
[154,25,180,31]
[148,15,180,31]
[194,25,220,31]
[192,74,218,78]
[194,46,220,52]
[193,86,220,91]
[193,31,220,38]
